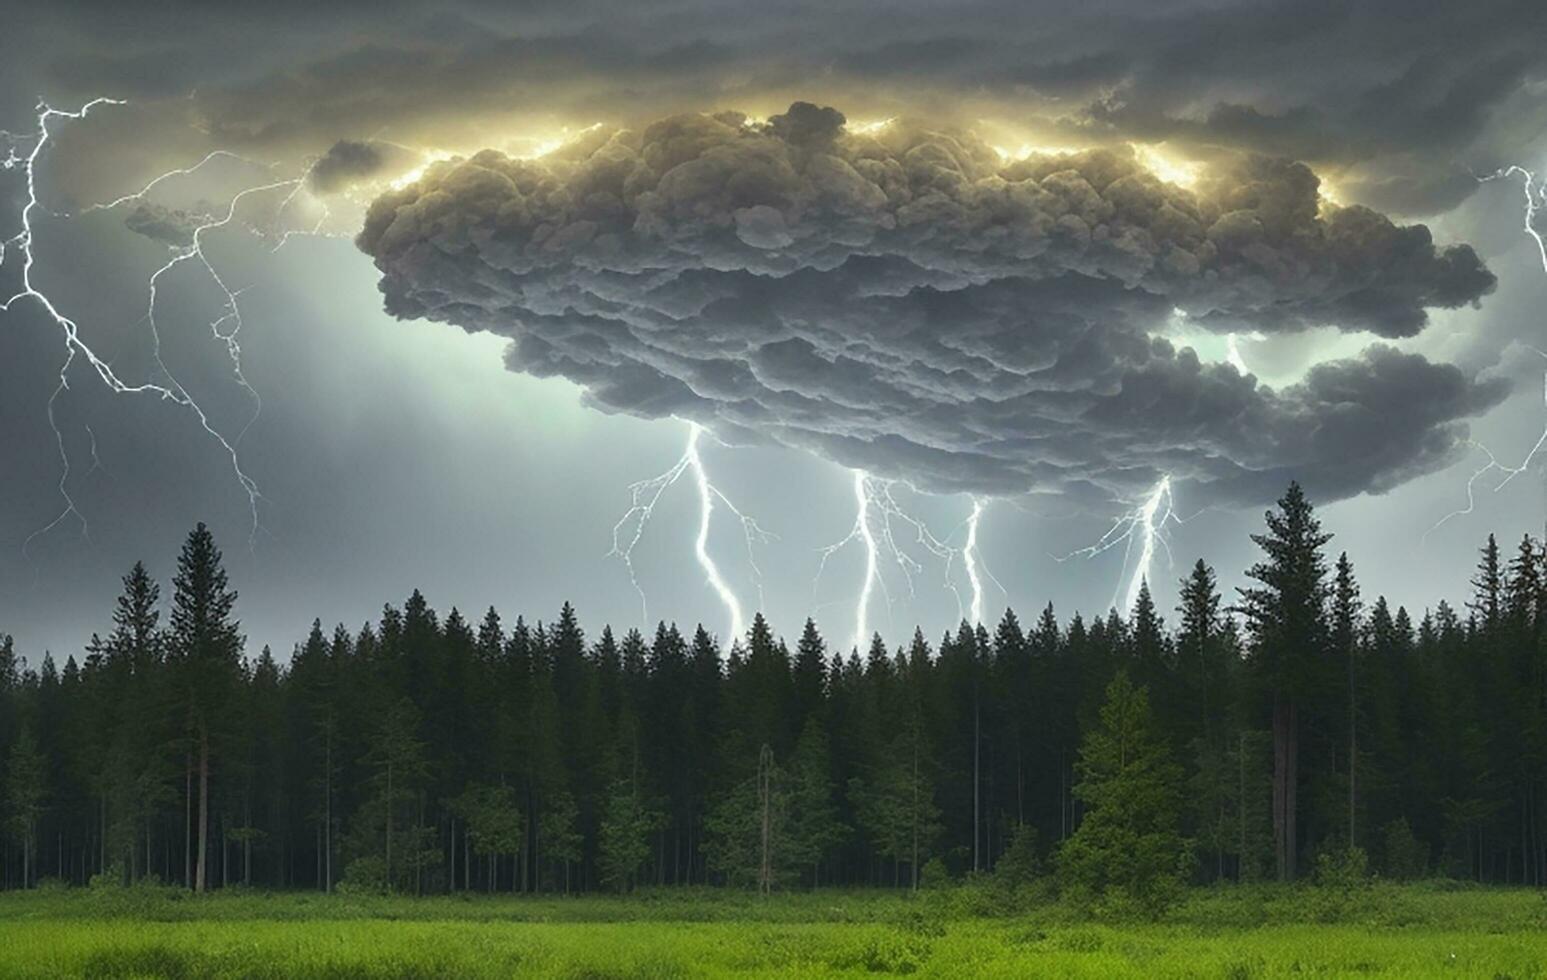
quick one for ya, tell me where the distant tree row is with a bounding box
[1,483,1545,902]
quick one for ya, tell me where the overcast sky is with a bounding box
[2,0,1544,662]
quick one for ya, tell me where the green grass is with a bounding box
[2,883,1546,977]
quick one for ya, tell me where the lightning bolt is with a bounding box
[1427,349,1547,539]
[815,473,989,651]
[1428,164,1547,535]
[1484,165,1547,274]
[2,98,327,554]
[609,421,772,643]
[814,471,885,653]
[959,498,1007,627]
[1059,475,1177,613]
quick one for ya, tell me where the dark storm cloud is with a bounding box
[308,141,385,193]
[121,201,201,248]
[357,104,1505,508]
[12,1,1547,217]
[231,0,1541,216]
[6,0,1540,224]
[306,139,420,194]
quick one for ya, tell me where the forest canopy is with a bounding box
[1,484,1543,906]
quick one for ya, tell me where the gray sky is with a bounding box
[1,0,1544,661]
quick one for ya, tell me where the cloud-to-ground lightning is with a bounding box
[814,473,994,651]
[1059,475,1178,613]
[1,98,329,553]
[814,471,884,653]
[960,498,1006,628]
[608,421,773,643]
[1429,164,1547,536]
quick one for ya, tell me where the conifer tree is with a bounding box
[787,720,846,885]
[1237,483,1331,882]
[5,726,46,888]
[168,524,243,893]
[598,777,660,892]
[1469,534,1503,632]
[1330,553,1362,848]
[1058,672,1186,915]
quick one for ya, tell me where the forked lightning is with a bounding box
[1060,475,1177,613]
[1,98,327,553]
[608,422,773,644]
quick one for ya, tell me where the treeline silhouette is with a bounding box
[1,483,1544,896]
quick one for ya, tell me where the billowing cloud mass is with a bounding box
[358,102,1506,508]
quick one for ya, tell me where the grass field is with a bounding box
[2,882,1545,977]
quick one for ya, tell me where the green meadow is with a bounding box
[3,883,1546,978]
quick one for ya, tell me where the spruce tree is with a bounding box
[1057,671,1186,916]
[1236,483,1331,882]
[1469,534,1503,632]
[787,720,846,885]
[168,523,243,893]
[792,619,828,734]
[597,777,660,892]
[1330,553,1362,849]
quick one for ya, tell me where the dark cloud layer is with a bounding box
[11,2,1547,216]
[359,104,1505,507]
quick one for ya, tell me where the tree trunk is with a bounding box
[1238,730,1248,882]
[244,794,252,887]
[1272,695,1293,882]
[973,694,981,873]
[385,759,394,889]
[195,725,210,894]
[1285,701,1298,881]
[184,752,192,889]
[1016,740,1024,827]
[911,736,920,892]
[1059,750,1067,841]
[758,744,774,896]
[325,724,333,893]
[1348,646,1357,849]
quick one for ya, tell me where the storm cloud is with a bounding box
[122,201,202,248]
[307,139,420,194]
[12,1,1547,218]
[357,103,1505,508]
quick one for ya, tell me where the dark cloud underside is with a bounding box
[358,104,1505,508]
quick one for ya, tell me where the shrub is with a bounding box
[917,858,954,891]
[1312,846,1369,890]
[338,856,389,894]
[89,863,127,890]
[1382,819,1428,881]
[1302,846,1376,923]
[994,824,1042,891]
